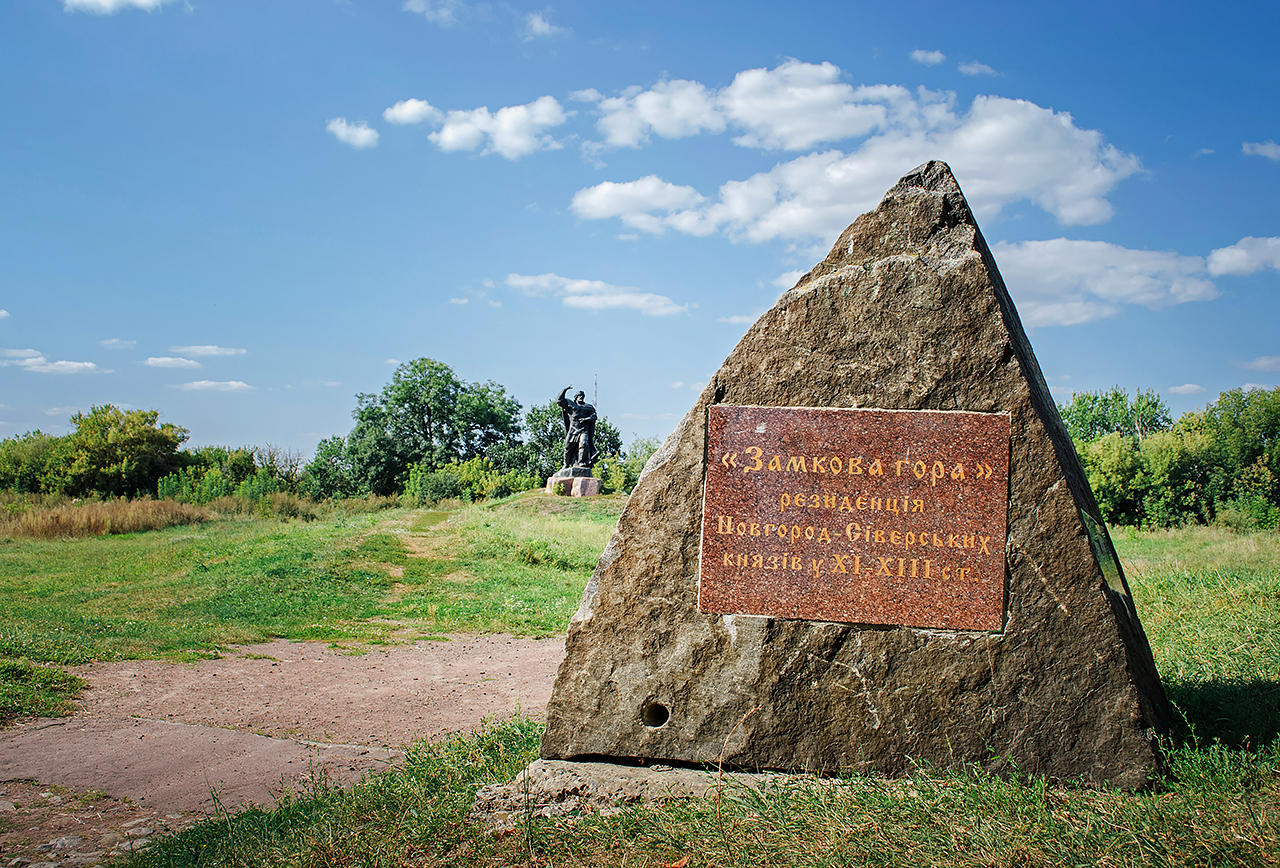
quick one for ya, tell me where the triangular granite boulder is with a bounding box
[542,161,1170,789]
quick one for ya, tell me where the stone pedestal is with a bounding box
[546,472,602,497]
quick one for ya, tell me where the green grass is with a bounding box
[1116,525,1280,748]
[124,518,1280,868]
[0,658,87,722]
[0,492,620,721]
[6,497,1279,864]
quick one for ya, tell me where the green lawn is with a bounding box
[4,500,1279,865]
[0,493,620,721]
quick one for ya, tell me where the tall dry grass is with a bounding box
[0,497,212,540]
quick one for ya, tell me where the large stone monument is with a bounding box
[541,161,1170,788]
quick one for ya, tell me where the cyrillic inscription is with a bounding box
[698,405,1010,631]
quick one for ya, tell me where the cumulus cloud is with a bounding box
[63,0,173,13]
[577,79,725,148]
[1243,140,1280,161]
[910,50,946,67]
[145,357,200,368]
[580,62,904,153]
[449,297,469,305]
[717,314,755,324]
[505,272,687,316]
[569,175,705,234]
[1,352,105,374]
[429,96,570,159]
[772,270,805,288]
[403,0,469,26]
[573,78,1141,243]
[178,380,254,391]
[383,99,444,125]
[958,61,1000,76]
[99,338,135,350]
[170,345,247,356]
[523,11,566,40]
[0,310,9,319]
[1206,236,1280,276]
[991,239,1217,327]
[1240,356,1280,372]
[1168,383,1205,395]
[326,118,379,149]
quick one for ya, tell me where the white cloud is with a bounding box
[0,310,9,319]
[772,270,805,288]
[573,88,1142,242]
[326,118,379,150]
[1168,383,1205,395]
[403,0,468,26]
[581,79,725,148]
[383,99,444,126]
[145,356,200,368]
[99,338,135,350]
[386,358,401,365]
[720,62,892,150]
[582,62,902,153]
[958,61,1000,77]
[717,314,755,324]
[2,354,105,374]
[992,239,1217,327]
[1206,236,1280,276]
[523,11,566,40]
[178,380,254,391]
[45,405,81,416]
[506,272,687,316]
[569,175,705,234]
[449,297,469,304]
[910,50,946,67]
[1243,140,1280,161]
[670,381,684,388]
[1243,383,1273,392]
[63,0,173,13]
[1241,356,1280,372]
[170,344,247,356]
[430,96,570,159]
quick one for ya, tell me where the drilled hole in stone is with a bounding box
[642,702,670,728]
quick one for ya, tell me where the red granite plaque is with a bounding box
[698,405,1010,631]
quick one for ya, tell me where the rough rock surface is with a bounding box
[541,161,1170,789]
[471,759,786,832]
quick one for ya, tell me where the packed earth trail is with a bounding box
[0,634,564,867]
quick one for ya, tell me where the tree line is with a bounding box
[0,358,658,506]
[9,359,1270,530]
[1063,386,1280,530]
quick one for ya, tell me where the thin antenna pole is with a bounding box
[594,374,598,411]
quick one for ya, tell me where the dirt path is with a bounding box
[0,634,565,866]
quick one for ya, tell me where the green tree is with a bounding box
[1060,386,1171,442]
[1078,433,1144,525]
[301,436,359,499]
[0,431,59,493]
[321,359,524,497]
[1202,386,1280,506]
[46,405,188,497]
[1138,417,1214,527]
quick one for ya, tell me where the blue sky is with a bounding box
[2,0,1278,454]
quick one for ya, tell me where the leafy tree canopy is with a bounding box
[1059,386,1171,442]
[49,405,188,498]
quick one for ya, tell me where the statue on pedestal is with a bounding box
[556,387,598,473]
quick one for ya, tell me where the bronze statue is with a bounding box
[557,387,598,471]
